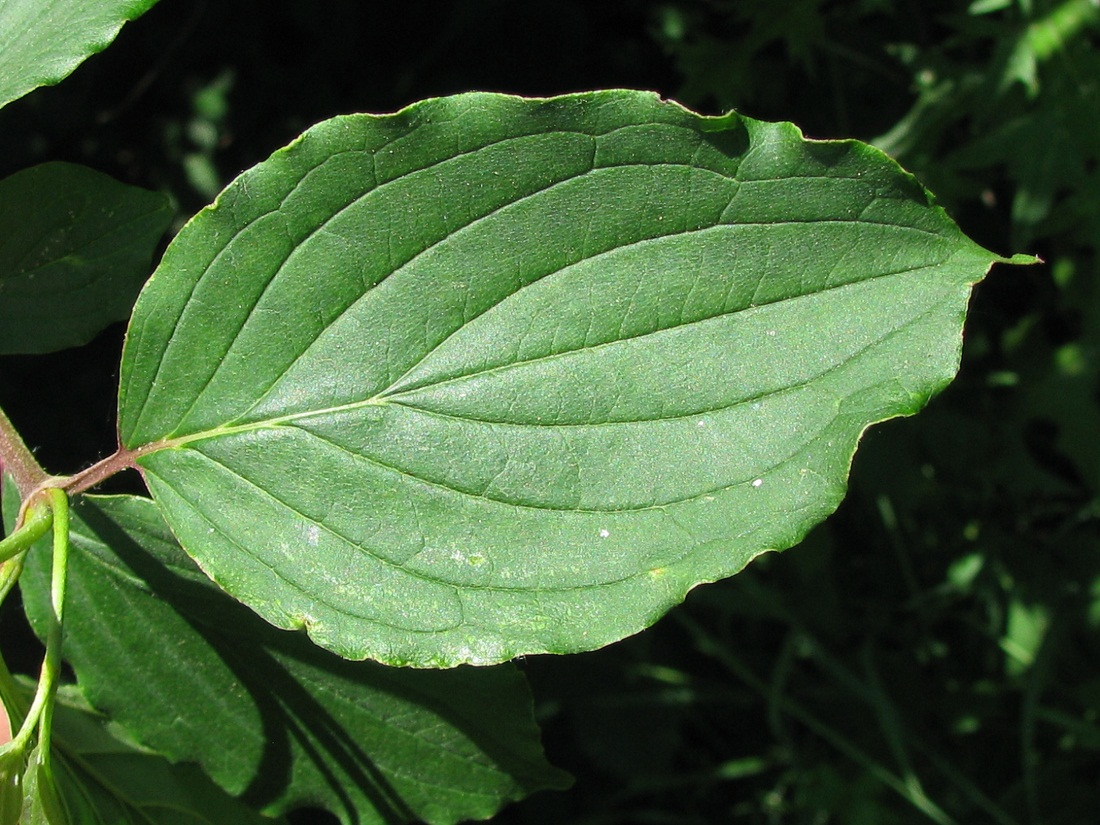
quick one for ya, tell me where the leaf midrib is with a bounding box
[157,153,709,438]
[129,116,929,445]
[146,390,863,604]
[142,247,951,462]
[142,293,946,533]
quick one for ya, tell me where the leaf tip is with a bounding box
[1000,252,1043,266]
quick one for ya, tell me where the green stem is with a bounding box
[36,489,68,772]
[5,490,68,759]
[794,632,1021,825]
[0,499,52,565]
[0,404,50,500]
[0,553,26,621]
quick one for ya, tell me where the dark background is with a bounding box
[1,1,1098,822]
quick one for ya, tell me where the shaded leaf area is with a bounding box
[117,90,1020,666]
[48,686,275,825]
[0,0,160,110]
[0,162,171,355]
[0,670,271,824]
[19,495,568,825]
[20,740,69,825]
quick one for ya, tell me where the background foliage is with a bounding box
[0,1,1097,822]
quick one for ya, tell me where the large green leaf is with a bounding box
[19,495,568,824]
[0,162,172,355]
[0,0,160,110]
[117,90,1029,667]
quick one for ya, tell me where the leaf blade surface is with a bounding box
[118,90,1019,665]
[0,162,171,354]
[0,0,160,109]
[19,494,569,824]
[48,686,273,825]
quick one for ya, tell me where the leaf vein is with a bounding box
[383,250,951,401]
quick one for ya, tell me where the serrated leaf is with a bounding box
[0,0,160,110]
[117,90,1029,666]
[19,495,569,825]
[0,162,172,355]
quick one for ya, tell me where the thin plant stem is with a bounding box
[794,631,1021,825]
[5,491,68,758]
[62,446,144,496]
[676,612,959,825]
[714,586,1020,825]
[0,404,49,499]
[0,553,24,612]
[37,489,69,772]
[0,500,52,565]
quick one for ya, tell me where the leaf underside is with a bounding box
[18,494,568,825]
[118,90,1014,667]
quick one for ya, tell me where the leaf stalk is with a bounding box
[61,444,152,497]
[0,501,51,566]
[1,490,69,765]
[0,405,49,500]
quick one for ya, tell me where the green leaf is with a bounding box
[0,0,160,110]
[20,743,67,825]
[117,90,1029,666]
[0,745,25,825]
[0,675,270,825]
[0,162,172,355]
[19,495,569,824]
[45,686,273,825]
